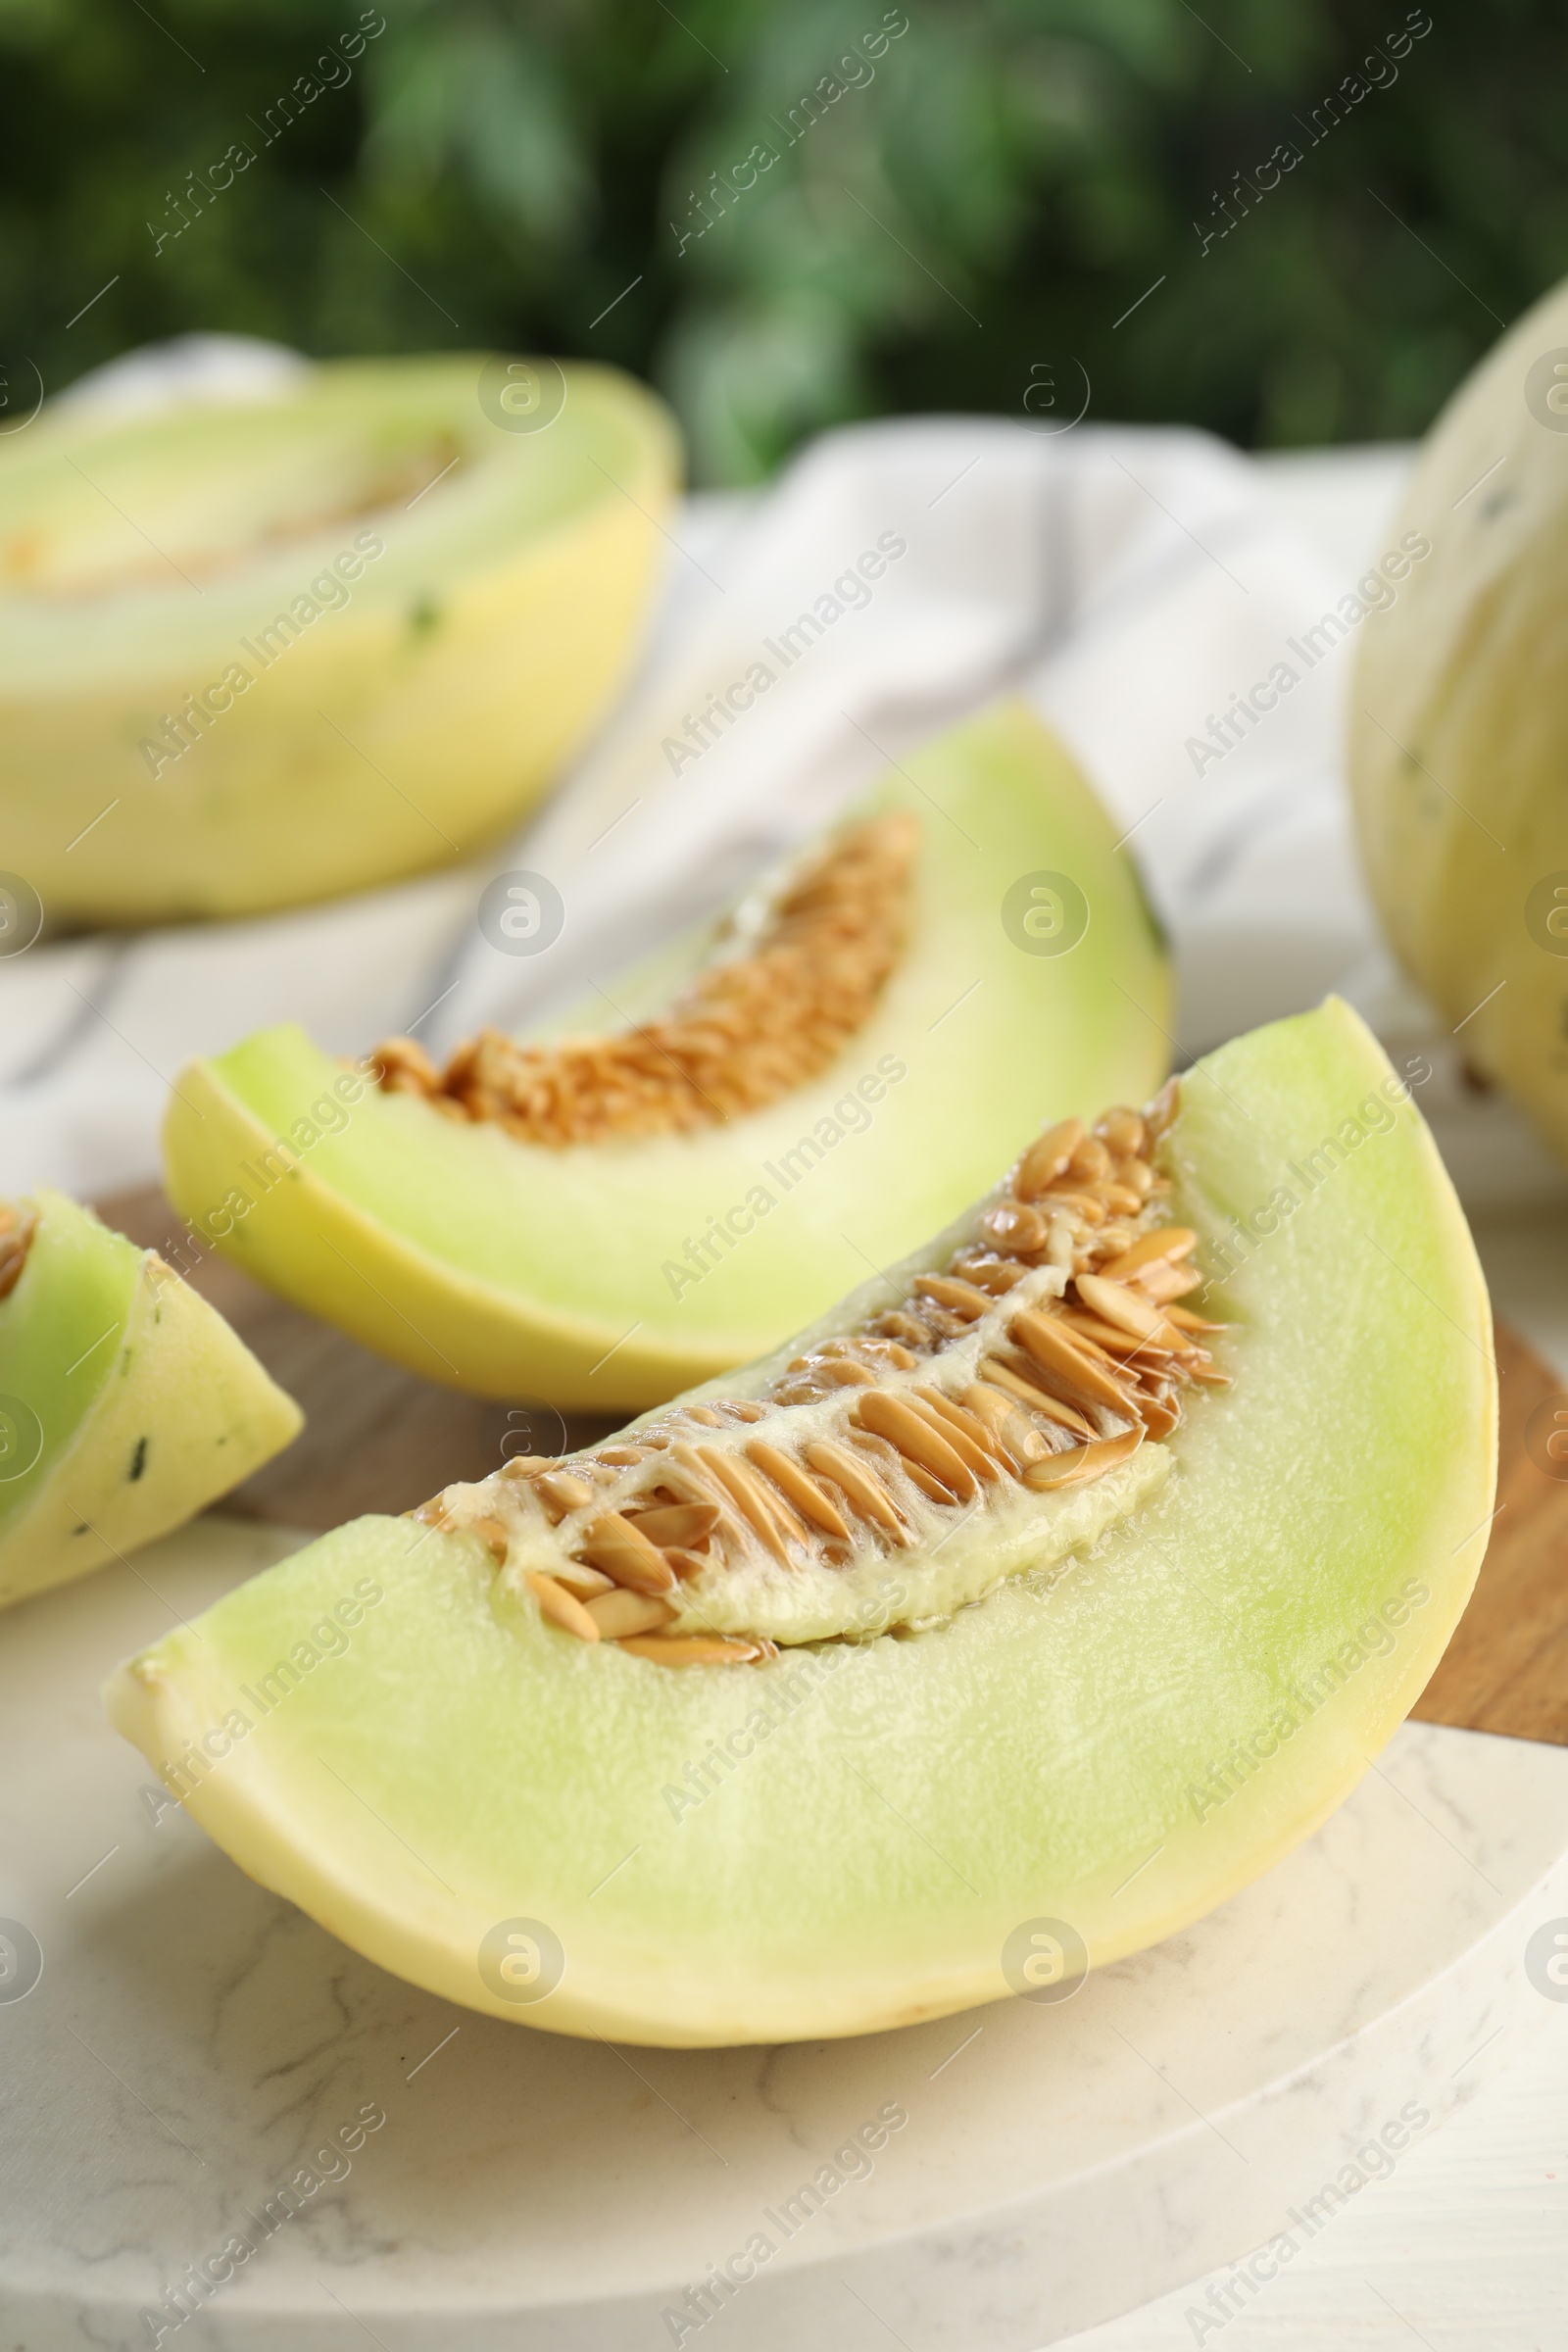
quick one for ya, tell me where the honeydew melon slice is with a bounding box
[106,1000,1494,2047]
[0,356,677,923]
[161,701,1171,1410]
[0,1193,301,1608]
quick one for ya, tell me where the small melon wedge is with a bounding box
[107,1002,1494,2046]
[0,1193,301,1607]
[161,701,1171,1410]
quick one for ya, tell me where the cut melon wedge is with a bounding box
[0,356,678,922]
[0,1193,301,1607]
[107,1001,1494,2046]
[161,701,1171,1409]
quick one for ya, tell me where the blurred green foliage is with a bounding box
[1,0,1564,481]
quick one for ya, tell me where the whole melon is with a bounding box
[1348,273,1568,1159]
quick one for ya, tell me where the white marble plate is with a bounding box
[3,1516,1567,2352]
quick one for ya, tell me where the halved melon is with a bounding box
[106,1001,1494,2046]
[161,701,1170,1409]
[0,1193,301,1607]
[0,356,677,922]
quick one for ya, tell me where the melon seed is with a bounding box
[1014,1119,1084,1199]
[585,1589,677,1640]
[805,1441,908,1535]
[745,1443,851,1540]
[1095,1108,1148,1157]
[853,1391,980,1498]
[687,1444,806,1563]
[912,1275,992,1321]
[1022,1430,1144,1491]
[621,1502,719,1548]
[534,1471,596,1522]
[976,1358,1097,1437]
[1098,1227,1197,1283]
[1074,1277,1194,1354]
[617,1634,775,1666]
[908,1387,1007,1480]
[576,1514,678,1593]
[526,1571,600,1642]
[1010,1308,1133,1413]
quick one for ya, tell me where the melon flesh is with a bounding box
[0,1193,302,1606]
[106,1001,1494,2046]
[161,701,1171,1409]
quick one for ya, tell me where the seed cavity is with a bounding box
[371,811,919,1146]
[429,1082,1225,1664]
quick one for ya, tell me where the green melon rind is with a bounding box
[105,1001,1494,2045]
[160,701,1172,1407]
[0,1193,303,1607]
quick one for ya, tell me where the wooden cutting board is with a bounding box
[97,1186,1568,1747]
[1412,1316,1568,1743]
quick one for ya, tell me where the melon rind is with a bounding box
[160,701,1171,1408]
[105,1001,1494,2045]
[0,1193,302,1607]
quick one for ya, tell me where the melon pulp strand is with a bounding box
[105,1001,1495,2046]
[160,700,1172,1410]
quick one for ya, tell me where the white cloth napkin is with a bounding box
[4,337,1560,1212]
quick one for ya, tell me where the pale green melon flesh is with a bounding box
[161,702,1171,1404]
[107,1003,1494,2046]
[0,1193,303,1606]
